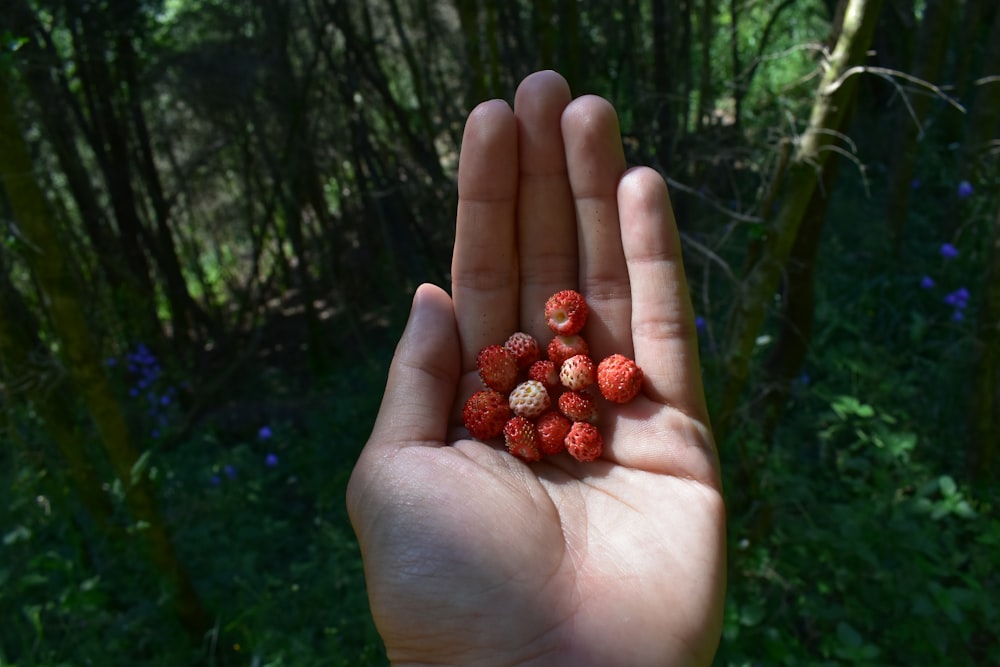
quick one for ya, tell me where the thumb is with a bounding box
[365,283,461,451]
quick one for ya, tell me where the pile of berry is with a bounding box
[462,289,643,463]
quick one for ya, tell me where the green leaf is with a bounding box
[855,403,875,418]
[836,621,863,647]
[3,525,31,545]
[938,475,957,497]
[130,450,153,486]
[739,601,766,627]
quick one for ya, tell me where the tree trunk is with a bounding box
[8,0,162,341]
[962,6,1000,482]
[116,34,209,347]
[454,0,487,110]
[70,20,162,342]
[717,0,885,441]
[696,0,715,129]
[652,0,679,167]
[557,0,581,90]
[0,71,212,644]
[757,135,849,439]
[968,205,1000,483]
[958,2,1000,171]
[534,0,555,69]
[884,0,958,248]
[0,250,116,534]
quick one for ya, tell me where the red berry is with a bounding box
[504,332,540,369]
[504,416,542,462]
[462,389,512,441]
[558,390,599,423]
[477,344,518,393]
[545,289,588,335]
[596,354,644,404]
[559,354,595,391]
[508,380,551,419]
[565,421,603,462]
[535,410,572,455]
[547,334,590,367]
[528,359,560,389]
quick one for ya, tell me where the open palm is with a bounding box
[347,71,726,666]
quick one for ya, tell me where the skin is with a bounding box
[346,70,726,666]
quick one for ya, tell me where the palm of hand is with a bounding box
[348,72,726,667]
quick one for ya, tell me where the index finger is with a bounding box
[451,100,519,370]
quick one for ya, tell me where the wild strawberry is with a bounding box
[560,354,595,391]
[504,416,541,462]
[504,332,540,369]
[477,344,518,393]
[596,354,644,404]
[462,389,512,441]
[535,410,572,455]
[545,289,588,335]
[547,334,590,367]
[528,359,560,390]
[558,390,599,423]
[565,421,603,462]
[508,380,551,419]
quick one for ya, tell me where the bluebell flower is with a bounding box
[258,426,272,440]
[224,464,237,479]
[920,275,935,289]
[957,180,973,199]
[911,178,921,190]
[105,357,117,367]
[160,395,171,405]
[210,474,221,486]
[945,287,970,309]
[695,316,707,333]
[129,388,139,397]
[940,243,959,259]
[265,453,278,467]
[952,310,965,322]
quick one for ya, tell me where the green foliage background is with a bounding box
[1,0,998,665]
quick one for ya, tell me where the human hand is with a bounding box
[346,70,726,666]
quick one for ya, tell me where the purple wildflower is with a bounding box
[944,287,970,309]
[911,178,921,190]
[940,243,959,259]
[258,426,272,440]
[920,276,935,289]
[695,316,707,333]
[957,180,973,199]
[224,464,237,479]
[265,453,279,467]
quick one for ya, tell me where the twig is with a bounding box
[823,65,966,114]
[661,174,763,224]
